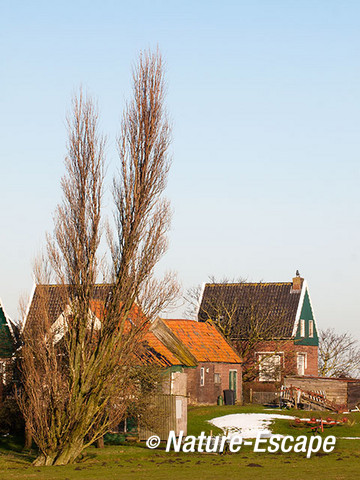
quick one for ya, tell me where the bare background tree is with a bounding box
[318,328,360,378]
[19,50,178,466]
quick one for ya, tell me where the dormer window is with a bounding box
[300,319,305,337]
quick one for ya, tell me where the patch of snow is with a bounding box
[339,437,360,440]
[208,413,295,439]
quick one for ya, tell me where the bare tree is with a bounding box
[183,283,203,320]
[318,328,360,378]
[19,90,107,465]
[19,50,178,466]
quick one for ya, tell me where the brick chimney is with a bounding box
[291,270,304,292]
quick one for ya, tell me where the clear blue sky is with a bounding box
[1,1,359,339]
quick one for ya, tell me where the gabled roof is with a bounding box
[198,279,306,339]
[0,298,18,357]
[24,284,113,331]
[157,319,241,364]
[24,284,150,345]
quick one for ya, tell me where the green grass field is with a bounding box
[0,405,359,480]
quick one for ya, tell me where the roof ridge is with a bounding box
[163,318,197,322]
[37,283,112,287]
[205,282,293,286]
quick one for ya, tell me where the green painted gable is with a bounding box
[0,306,14,357]
[295,289,318,346]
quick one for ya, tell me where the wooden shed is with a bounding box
[284,376,360,410]
[138,394,187,441]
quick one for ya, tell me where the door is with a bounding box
[297,354,306,376]
[229,370,238,401]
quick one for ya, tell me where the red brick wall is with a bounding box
[187,362,242,405]
[240,340,318,400]
[252,340,318,376]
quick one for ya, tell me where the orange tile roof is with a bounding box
[162,319,241,364]
[88,302,180,367]
[89,299,148,334]
[89,299,106,320]
[142,331,181,367]
[89,299,146,320]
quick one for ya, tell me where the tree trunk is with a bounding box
[33,438,84,466]
[33,453,57,466]
[96,436,104,448]
[24,421,32,450]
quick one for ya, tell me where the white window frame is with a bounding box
[300,319,305,337]
[309,320,314,338]
[257,352,282,382]
[200,367,205,386]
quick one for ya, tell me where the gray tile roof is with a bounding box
[198,282,302,339]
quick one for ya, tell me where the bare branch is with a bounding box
[319,328,360,378]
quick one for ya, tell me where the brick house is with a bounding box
[197,273,319,399]
[150,319,242,405]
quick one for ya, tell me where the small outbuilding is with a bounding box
[150,318,242,405]
[284,375,360,411]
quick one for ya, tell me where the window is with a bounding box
[200,367,205,386]
[214,373,221,384]
[309,320,314,338]
[258,354,281,382]
[300,319,305,337]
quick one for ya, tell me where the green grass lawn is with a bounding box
[188,403,360,438]
[0,405,359,480]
